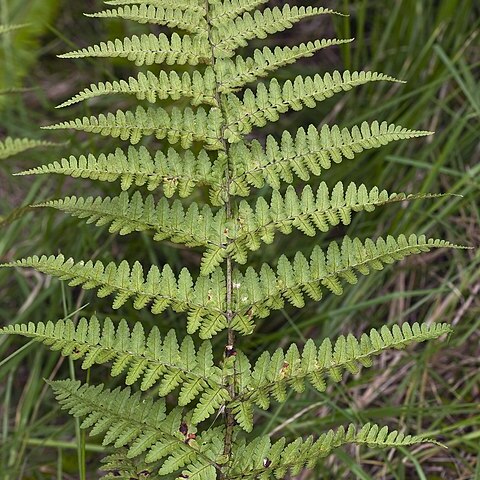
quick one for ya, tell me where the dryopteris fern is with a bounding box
[0,136,55,160]
[0,319,452,433]
[1,2,464,478]
[17,122,430,200]
[3,235,459,339]
[0,23,29,36]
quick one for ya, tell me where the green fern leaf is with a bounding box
[3,255,225,319]
[43,106,224,148]
[0,137,56,160]
[224,72,404,142]
[192,386,231,424]
[211,5,341,58]
[228,322,451,428]
[59,32,210,66]
[3,255,229,339]
[233,235,465,325]
[49,379,221,476]
[2,1,464,474]
[17,146,219,198]
[200,244,229,277]
[88,4,207,33]
[181,461,217,480]
[104,0,206,13]
[231,400,254,433]
[227,182,447,263]
[100,451,154,480]
[228,423,440,479]
[26,121,425,202]
[210,0,269,25]
[57,68,217,108]
[38,192,227,250]
[218,39,354,92]
[0,317,230,417]
[0,24,29,36]
[229,122,432,192]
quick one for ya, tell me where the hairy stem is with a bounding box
[205,1,237,473]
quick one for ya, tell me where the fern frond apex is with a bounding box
[0,24,30,35]
[0,137,58,160]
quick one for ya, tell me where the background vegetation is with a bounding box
[0,0,478,478]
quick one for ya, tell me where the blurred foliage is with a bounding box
[0,0,61,105]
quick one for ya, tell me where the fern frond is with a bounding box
[198,183,445,274]
[229,122,432,193]
[88,5,207,33]
[229,322,451,429]
[180,461,217,480]
[0,24,29,35]
[39,191,226,250]
[0,87,35,96]
[231,235,464,329]
[218,39,354,92]
[104,0,205,13]
[43,106,224,148]
[57,68,217,108]
[227,423,441,479]
[211,5,340,58]
[210,0,269,25]
[3,254,223,317]
[49,379,223,476]
[17,146,219,198]
[4,255,231,338]
[101,452,153,480]
[3,235,460,339]
[225,183,445,266]
[23,123,430,204]
[59,32,210,66]
[3,0,460,474]
[224,72,403,142]
[1,317,230,421]
[0,137,56,160]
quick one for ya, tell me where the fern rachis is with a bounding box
[1,2,464,479]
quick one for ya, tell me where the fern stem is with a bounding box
[205,0,237,470]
